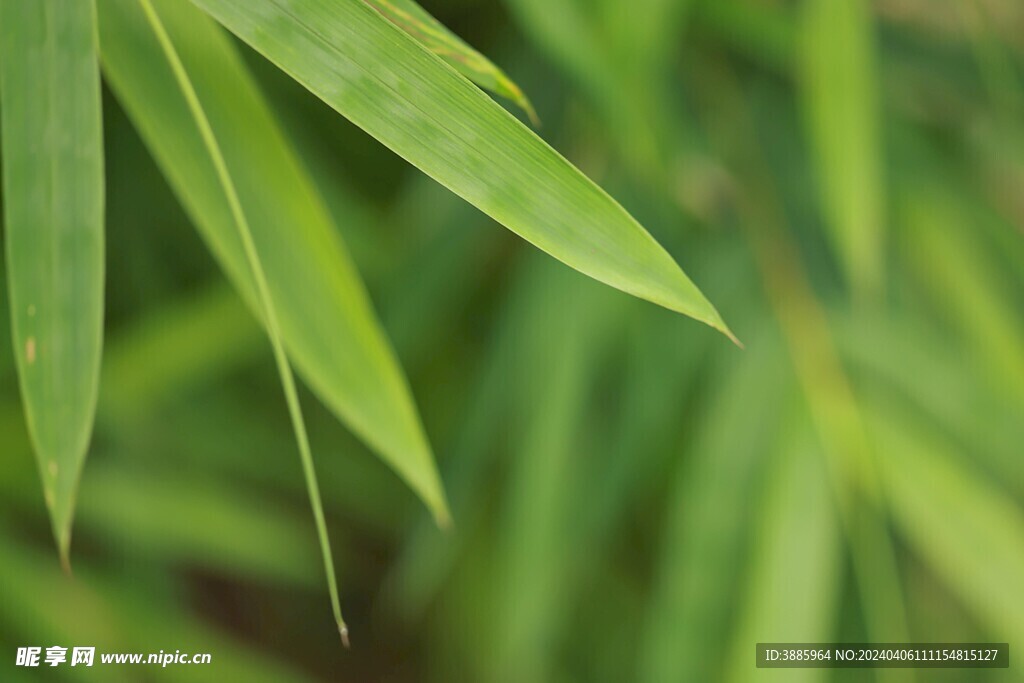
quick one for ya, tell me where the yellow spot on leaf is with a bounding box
[49,461,58,477]
[26,337,36,364]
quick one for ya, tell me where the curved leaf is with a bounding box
[134,0,346,638]
[0,0,105,565]
[188,0,736,343]
[96,0,450,524]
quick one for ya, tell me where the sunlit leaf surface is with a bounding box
[190,0,736,342]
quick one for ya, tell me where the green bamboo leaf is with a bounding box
[0,0,105,566]
[96,0,450,525]
[131,0,350,638]
[188,0,736,343]
[800,0,884,297]
[363,0,537,123]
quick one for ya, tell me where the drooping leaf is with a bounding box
[188,0,737,343]
[800,0,885,297]
[0,0,105,565]
[137,0,349,638]
[96,0,450,525]
[363,0,537,123]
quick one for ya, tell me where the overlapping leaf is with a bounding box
[96,0,450,524]
[364,0,537,122]
[188,0,736,343]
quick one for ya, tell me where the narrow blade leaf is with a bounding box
[363,0,537,123]
[96,0,450,524]
[188,0,736,342]
[800,0,885,297]
[134,0,346,637]
[0,0,105,564]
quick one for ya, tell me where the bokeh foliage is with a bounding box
[1,0,1023,681]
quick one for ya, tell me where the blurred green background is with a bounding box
[2,0,1023,681]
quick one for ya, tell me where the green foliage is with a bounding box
[191,0,734,340]
[0,0,105,566]
[96,0,449,526]
[0,0,1022,680]
[800,0,885,296]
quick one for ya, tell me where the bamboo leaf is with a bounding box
[130,0,350,637]
[363,0,537,123]
[188,0,736,342]
[0,0,105,565]
[800,0,885,297]
[96,0,450,525]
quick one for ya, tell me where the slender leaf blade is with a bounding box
[135,0,346,637]
[0,0,105,564]
[800,0,885,297]
[96,0,450,523]
[188,0,735,341]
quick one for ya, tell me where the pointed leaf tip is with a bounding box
[339,624,350,649]
[189,0,729,336]
[1,0,105,563]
